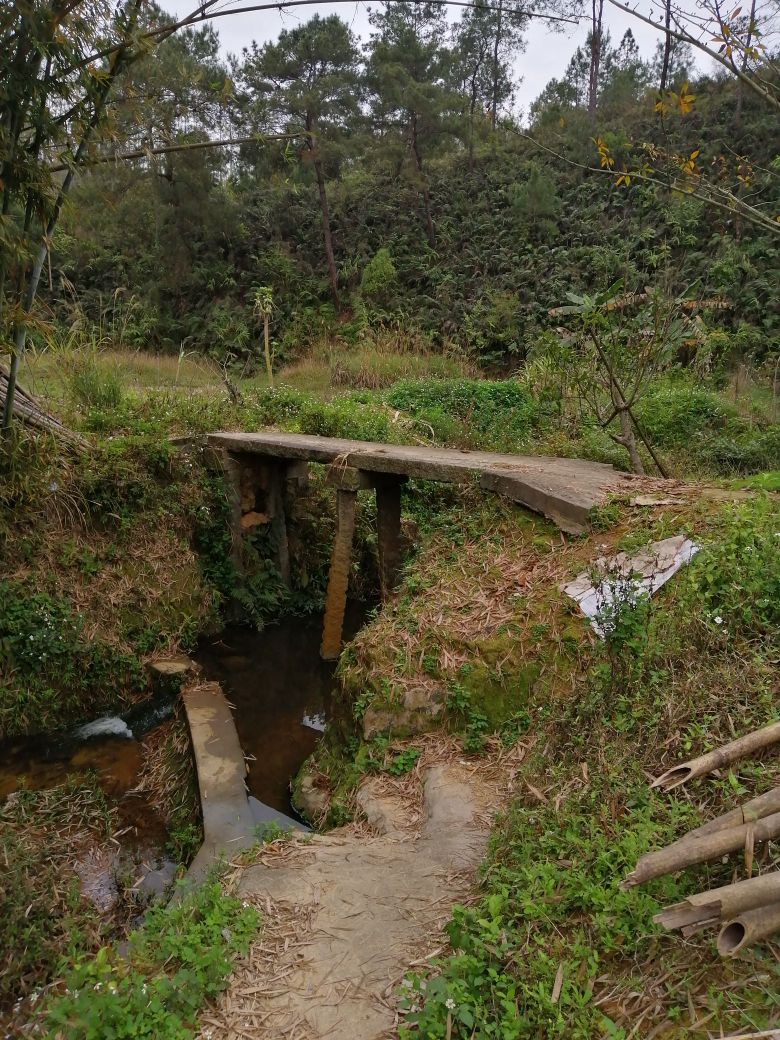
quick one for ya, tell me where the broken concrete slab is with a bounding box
[181,682,255,881]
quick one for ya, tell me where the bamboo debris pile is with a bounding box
[0,364,87,449]
[623,719,780,957]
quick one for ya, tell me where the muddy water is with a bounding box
[0,704,177,894]
[197,604,367,815]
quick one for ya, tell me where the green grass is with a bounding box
[15,339,780,480]
[38,878,258,1039]
[390,495,780,1039]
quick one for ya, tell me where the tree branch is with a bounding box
[508,128,780,237]
[605,0,780,113]
[47,132,309,172]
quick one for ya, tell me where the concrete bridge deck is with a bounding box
[205,431,629,659]
[207,431,622,533]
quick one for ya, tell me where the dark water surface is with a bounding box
[0,699,177,865]
[197,604,367,815]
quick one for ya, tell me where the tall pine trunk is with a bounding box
[411,112,436,248]
[307,119,340,310]
[659,0,672,91]
[588,0,604,120]
[490,0,503,131]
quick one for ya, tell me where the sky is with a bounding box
[164,0,689,115]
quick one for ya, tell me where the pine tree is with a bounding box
[236,15,362,308]
[366,1,455,248]
[449,0,526,159]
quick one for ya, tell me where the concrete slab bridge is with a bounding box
[205,431,624,660]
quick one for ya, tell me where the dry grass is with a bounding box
[5,517,210,658]
[340,506,584,721]
[20,347,222,402]
[250,334,477,397]
[0,778,120,1020]
[134,714,200,832]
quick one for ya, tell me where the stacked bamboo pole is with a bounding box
[624,719,780,956]
[0,365,87,449]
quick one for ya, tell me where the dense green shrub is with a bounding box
[703,427,780,474]
[293,397,400,442]
[634,383,735,448]
[385,379,543,449]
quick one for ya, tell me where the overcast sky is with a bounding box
[165,0,696,116]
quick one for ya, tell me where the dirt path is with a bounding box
[199,740,525,1040]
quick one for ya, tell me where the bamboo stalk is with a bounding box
[654,872,780,935]
[652,720,780,792]
[0,364,87,449]
[684,787,780,841]
[717,901,780,957]
[621,811,780,889]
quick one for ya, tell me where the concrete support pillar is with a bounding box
[375,475,403,599]
[267,463,291,586]
[320,489,358,660]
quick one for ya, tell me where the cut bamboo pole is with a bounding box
[685,787,780,841]
[717,901,780,956]
[0,364,88,449]
[652,720,780,792]
[654,872,780,935]
[622,811,780,889]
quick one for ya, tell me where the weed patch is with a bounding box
[0,581,144,737]
[0,777,116,1011]
[37,879,258,1039]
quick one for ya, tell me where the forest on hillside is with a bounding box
[13,0,778,373]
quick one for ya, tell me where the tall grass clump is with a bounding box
[68,357,125,410]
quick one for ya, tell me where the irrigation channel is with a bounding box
[0,604,369,906]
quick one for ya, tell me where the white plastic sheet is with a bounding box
[562,534,699,637]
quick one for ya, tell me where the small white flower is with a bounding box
[445,998,456,1011]
[714,616,724,625]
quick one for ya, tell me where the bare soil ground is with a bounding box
[198,737,527,1040]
